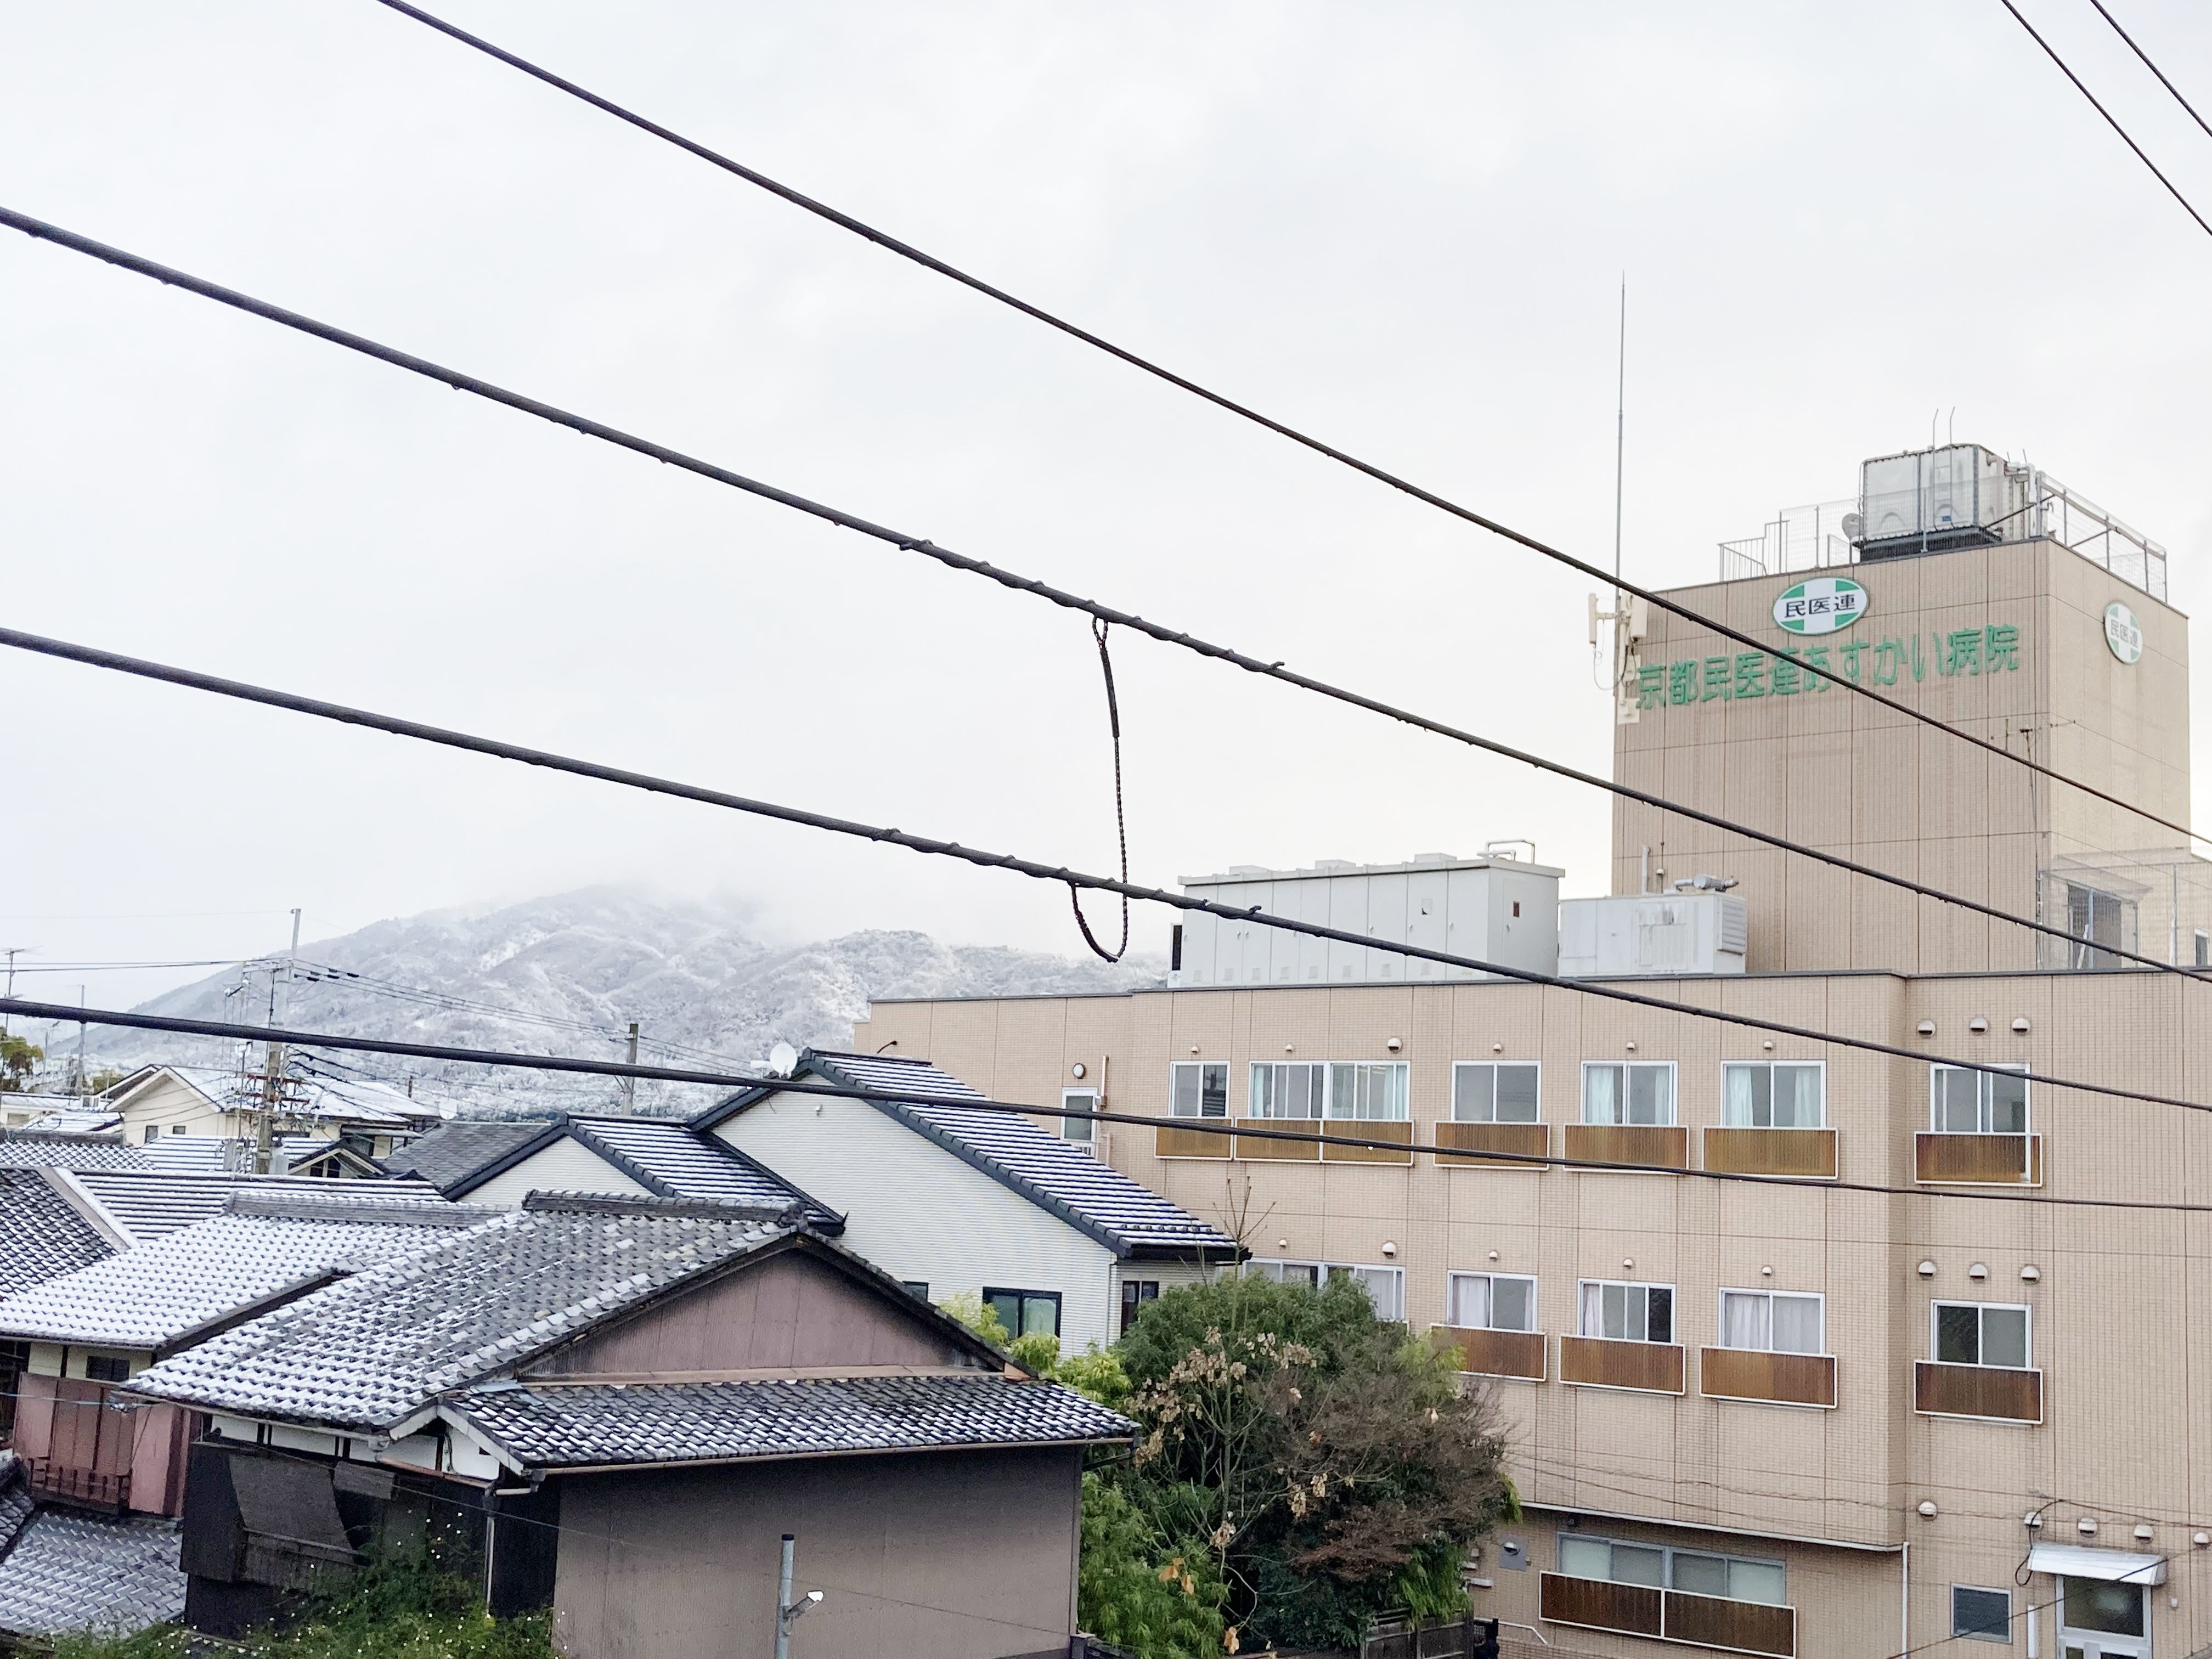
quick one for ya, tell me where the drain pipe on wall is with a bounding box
[1900,1541,1909,1659]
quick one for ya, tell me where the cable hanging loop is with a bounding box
[1069,617,1130,963]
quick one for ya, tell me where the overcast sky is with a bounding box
[5,0,2211,1012]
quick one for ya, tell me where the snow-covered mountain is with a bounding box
[123,888,1161,1117]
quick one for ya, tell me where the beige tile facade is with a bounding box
[854,539,2210,1656]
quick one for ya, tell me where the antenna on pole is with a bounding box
[1592,276,1644,721]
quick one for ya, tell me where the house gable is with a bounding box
[462,1137,652,1206]
[519,1248,984,1381]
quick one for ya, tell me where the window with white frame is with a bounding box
[1448,1272,1537,1333]
[1170,1062,1229,1119]
[1929,1064,2028,1135]
[2061,1576,2147,1647]
[1578,1279,1674,1344]
[1717,1289,1823,1354]
[1932,1301,2030,1369]
[1061,1088,1099,1146]
[1950,1585,2012,1643]
[1248,1062,1408,1121]
[1721,1061,1824,1127]
[1555,1535,1784,1606]
[1582,1062,1675,1125]
[1252,1259,1406,1322]
[1452,1062,1540,1123]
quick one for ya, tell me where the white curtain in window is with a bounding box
[1723,1065,1758,1127]
[1720,1291,1770,1350]
[1583,1065,1621,1125]
[1448,1273,1489,1328]
[1771,1294,1822,1355]
[1580,1280,1605,1337]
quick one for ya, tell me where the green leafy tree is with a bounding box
[0,1035,42,1093]
[1077,1472,1229,1658]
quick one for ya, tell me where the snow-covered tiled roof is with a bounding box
[0,1131,151,1172]
[453,1374,1131,1470]
[0,1171,115,1299]
[0,1194,490,1351]
[0,1503,186,1637]
[126,1198,800,1432]
[568,1118,841,1229]
[66,1169,445,1243]
[137,1136,231,1172]
[695,1051,1235,1260]
[377,1119,558,1193]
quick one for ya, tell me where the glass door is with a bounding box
[2059,1577,2148,1659]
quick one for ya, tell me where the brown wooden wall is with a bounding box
[522,1250,973,1380]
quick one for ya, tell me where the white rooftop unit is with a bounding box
[1170,853,1562,989]
[1559,891,1747,978]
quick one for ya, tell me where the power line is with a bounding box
[0,211,2196,988]
[2,625,2206,1115]
[2088,0,2212,141]
[1998,0,2212,240]
[10,996,2212,1215]
[363,0,2209,854]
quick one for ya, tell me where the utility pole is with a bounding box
[74,985,87,1094]
[774,1533,822,1659]
[1,948,21,1039]
[254,910,301,1175]
[619,1022,640,1113]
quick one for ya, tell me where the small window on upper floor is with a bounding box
[1448,1271,1537,1332]
[1061,1089,1099,1146]
[984,1288,1062,1340]
[1930,1065,2028,1135]
[1170,1062,1228,1119]
[1248,1062,1408,1122]
[1578,1279,1673,1345]
[1722,1062,1824,1127]
[1452,1062,1540,1124]
[83,1356,131,1384]
[2196,929,2210,969]
[140,1126,159,1144]
[1556,1535,1784,1606]
[1582,1062,1675,1125]
[1718,1289,1823,1355]
[1933,1301,2030,1369]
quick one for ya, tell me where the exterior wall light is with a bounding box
[1070,1063,1087,1080]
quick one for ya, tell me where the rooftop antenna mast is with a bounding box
[1590,276,1643,716]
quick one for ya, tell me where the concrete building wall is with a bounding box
[550,1446,1082,1659]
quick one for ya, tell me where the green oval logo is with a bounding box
[1773,576,1869,636]
[2104,600,2143,664]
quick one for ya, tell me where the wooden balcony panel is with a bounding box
[1914,1132,2041,1186]
[1430,1325,1547,1381]
[1914,1361,2043,1423]
[1434,1121,1548,1169]
[1321,1120,1414,1164]
[27,1458,129,1513]
[1559,1335,1685,1395]
[1233,1118,1321,1160]
[1154,1124,1231,1160]
[1563,1123,1689,1171]
[1663,1588,1797,1657]
[1540,1572,1662,1639]
[1699,1347,1837,1409]
[1702,1126,1837,1180]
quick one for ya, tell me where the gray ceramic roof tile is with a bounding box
[126,1201,796,1432]
[0,1171,115,1299]
[0,1457,33,1554]
[716,1053,1233,1257]
[377,1119,558,1192]
[454,1374,1132,1470]
[67,1170,445,1242]
[568,1118,841,1228]
[0,1508,185,1636]
[0,1195,490,1351]
[0,1132,152,1172]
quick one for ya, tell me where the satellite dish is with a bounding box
[1841,512,1865,543]
[768,1041,799,1079]
[438,1102,456,1120]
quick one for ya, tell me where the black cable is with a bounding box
[6,624,2210,1114]
[1069,618,1129,963]
[363,0,2208,853]
[2087,0,2212,142]
[1999,0,2212,240]
[0,206,2194,987]
[9,994,2212,1215]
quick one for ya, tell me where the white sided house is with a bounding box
[692,1051,1240,1351]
